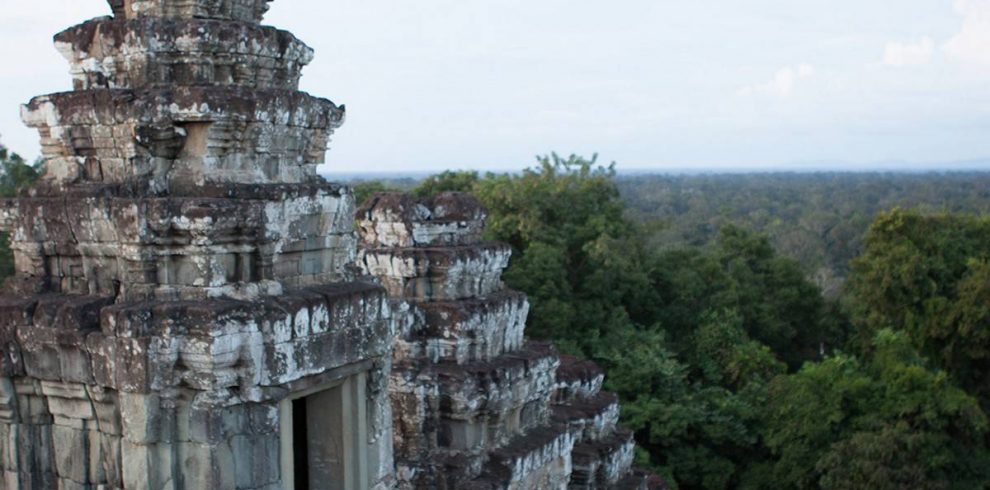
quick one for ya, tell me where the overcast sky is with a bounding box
[1,0,989,172]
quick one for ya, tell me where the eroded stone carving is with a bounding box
[1,0,666,487]
[0,1,393,488]
[358,193,665,489]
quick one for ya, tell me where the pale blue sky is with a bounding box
[1,0,988,172]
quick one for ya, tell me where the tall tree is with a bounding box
[468,154,653,353]
[846,210,990,403]
[756,329,989,490]
[404,156,845,488]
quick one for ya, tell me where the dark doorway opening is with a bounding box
[292,397,310,490]
[282,373,369,490]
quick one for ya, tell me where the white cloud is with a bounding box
[883,37,934,66]
[737,63,815,98]
[944,0,990,67]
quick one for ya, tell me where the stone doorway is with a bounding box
[280,373,369,490]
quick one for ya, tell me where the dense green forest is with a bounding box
[618,173,990,297]
[358,157,990,489]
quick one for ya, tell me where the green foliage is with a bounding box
[650,226,841,369]
[0,146,41,280]
[351,180,396,206]
[403,155,842,488]
[596,326,765,490]
[619,172,990,298]
[471,154,651,353]
[846,210,990,402]
[0,146,40,197]
[757,329,989,490]
[689,309,786,389]
[410,170,479,198]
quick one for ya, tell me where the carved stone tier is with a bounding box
[552,392,621,443]
[553,355,606,404]
[616,471,670,490]
[359,192,666,490]
[3,183,356,301]
[23,88,343,189]
[358,193,488,249]
[395,291,529,364]
[569,430,637,489]
[107,0,273,23]
[465,425,577,490]
[360,244,511,301]
[57,18,312,91]
[391,343,558,458]
[0,282,395,488]
[2,283,388,393]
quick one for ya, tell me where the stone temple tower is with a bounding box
[0,1,395,488]
[0,1,669,489]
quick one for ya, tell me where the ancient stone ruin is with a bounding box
[0,0,394,488]
[0,0,665,488]
[357,194,663,489]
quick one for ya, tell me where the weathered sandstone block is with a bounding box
[107,0,273,23]
[358,192,488,248]
[57,18,313,91]
[6,183,357,301]
[360,243,510,301]
[395,291,529,364]
[22,88,343,188]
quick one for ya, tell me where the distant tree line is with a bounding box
[617,173,990,297]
